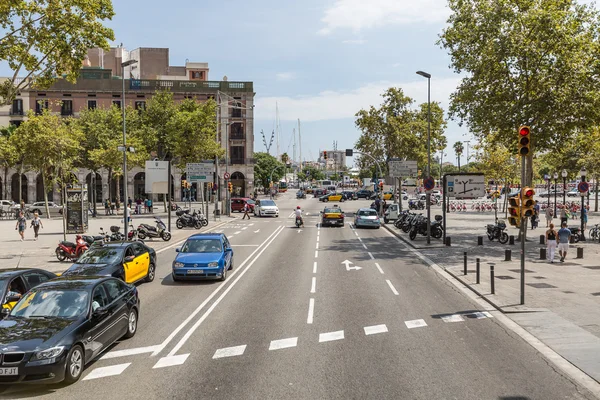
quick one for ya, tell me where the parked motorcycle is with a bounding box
[99,226,125,242]
[431,215,444,239]
[82,234,106,247]
[55,235,89,262]
[176,209,203,229]
[137,217,172,241]
[486,220,509,244]
[568,226,584,243]
[408,200,425,210]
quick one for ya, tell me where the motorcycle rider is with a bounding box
[295,206,304,226]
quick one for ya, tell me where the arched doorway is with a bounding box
[133,172,146,200]
[85,172,102,204]
[11,173,27,203]
[110,175,125,202]
[231,171,245,197]
[36,174,54,202]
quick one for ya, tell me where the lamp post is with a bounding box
[544,174,550,210]
[121,59,138,239]
[562,169,567,209]
[416,70,432,244]
[580,167,587,241]
[553,171,558,218]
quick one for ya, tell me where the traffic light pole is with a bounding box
[520,155,526,305]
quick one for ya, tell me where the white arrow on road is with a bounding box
[297,229,303,233]
[341,260,362,271]
[254,230,260,233]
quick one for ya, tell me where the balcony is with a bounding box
[9,109,24,116]
[229,133,245,140]
[219,158,255,166]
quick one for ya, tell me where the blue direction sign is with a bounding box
[424,177,435,191]
[578,181,589,193]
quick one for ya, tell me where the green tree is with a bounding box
[439,0,600,184]
[13,110,83,217]
[254,152,284,189]
[281,153,289,165]
[453,142,464,171]
[297,165,325,183]
[0,0,115,105]
[142,90,178,159]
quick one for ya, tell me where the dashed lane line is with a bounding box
[364,324,388,335]
[152,354,189,369]
[368,252,374,260]
[313,261,318,274]
[375,263,384,274]
[362,243,368,249]
[319,330,344,343]
[386,279,399,295]
[307,298,315,324]
[83,363,131,380]
[442,314,465,323]
[405,319,428,329]
[213,345,247,359]
[269,337,298,351]
[310,277,316,293]
[315,250,318,258]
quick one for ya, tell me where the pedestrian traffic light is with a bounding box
[521,187,535,218]
[508,196,521,226]
[228,182,233,192]
[518,125,531,156]
[181,180,187,188]
[323,151,328,160]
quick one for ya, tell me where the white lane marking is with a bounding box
[316,236,320,242]
[297,229,303,233]
[254,230,260,233]
[315,242,319,249]
[310,277,316,293]
[362,243,368,249]
[442,314,465,323]
[214,230,223,234]
[152,354,189,369]
[307,298,315,324]
[269,337,298,351]
[481,311,494,318]
[313,261,318,274]
[231,244,260,247]
[213,345,247,359]
[386,280,399,295]
[368,252,374,259]
[375,263,384,274]
[357,236,363,242]
[249,223,254,226]
[83,363,131,380]
[151,226,284,357]
[405,319,428,329]
[315,250,318,258]
[100,345,160,360]
[319,330,344,343]
[242,227,248,230]
[354,232,359,237]
[233,231,242,235]
[364,324,388,335]
[472,311,494,319]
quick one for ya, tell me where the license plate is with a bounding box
[0,367,18,375]
[187,270,204,274]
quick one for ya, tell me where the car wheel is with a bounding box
[63,345,84,384]
[384,218,389,224]
[176,220,184,229]
[228,258,233,271]
[123,309,138,339]
[220,266,228,281]
[324,199,329,202]
[145,263,156,283]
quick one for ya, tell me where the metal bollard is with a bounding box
[540,248,546,260]
[478,236,483,246]
[509,235,515,245]
[540,235,545,245]
[445,237,451,246]
[577,247,584,259]
[464,252,467,275]
[505,249,511,261]
[490,264,495,294]
[476,258,480,284]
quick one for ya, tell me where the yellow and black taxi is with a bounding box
[321,205,345,227]
[319,192,344,202]
[0,269,58,316]
[0,276,140,384]
[62,242,156,285]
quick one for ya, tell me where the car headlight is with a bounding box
[32,346,65,361]
[173,262,185,268]
[208,262,218,267]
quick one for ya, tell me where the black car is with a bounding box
[0,269,58,317]
[62,242,157,285]
[0,276,140,384]
[356,189,373,199]
[341,191,357,200]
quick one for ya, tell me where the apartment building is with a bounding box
[0,46,255,204]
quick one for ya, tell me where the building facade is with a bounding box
[0,46,255,204]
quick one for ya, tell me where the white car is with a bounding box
[254,199,279,217]
[28,201,64,216]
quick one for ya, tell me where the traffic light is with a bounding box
[521,187,535,218]
[228,182,233,192]
[379,181,384,189]
[181,180,187,188]
[518,125,531,156]
[208,182,212,189]
[508,196,521,227]
[323,151,328,160]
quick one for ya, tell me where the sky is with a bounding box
[2,0,592,168]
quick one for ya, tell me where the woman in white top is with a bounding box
[30,212,43,241]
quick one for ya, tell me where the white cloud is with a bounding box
[255,77,461,122]
[342,39,366,44]
[276,72,295,81]
[318,0,450,35]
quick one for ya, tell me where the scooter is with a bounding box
[176,209,202,229]
[55,235,88,262]
[295,216,304,228]
[82,233,107,246]
[137,217,172,241]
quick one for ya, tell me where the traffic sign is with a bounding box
[424,177,435,191]
[224,172,230,180]
[578,181,589,193]
[388,159,417,178]
[445,174,486,199]
[186,162,214,183]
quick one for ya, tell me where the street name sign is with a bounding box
[388,159,417,178]
[446,174,486,199]
[186,162,214,183]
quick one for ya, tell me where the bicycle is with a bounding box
[589,224,600,240]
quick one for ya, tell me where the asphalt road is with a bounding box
[1,192,595,400]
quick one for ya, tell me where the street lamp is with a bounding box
[544,174,550,210]
[553,171,558,218]
[580,167,587,241]
[121,58,138,239]
[562,169,567,209]
[416,70,432,244]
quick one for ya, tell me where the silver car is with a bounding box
[354,208,381,229]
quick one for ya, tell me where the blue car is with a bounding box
[172,233,233,282]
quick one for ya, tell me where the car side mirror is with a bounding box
[5,295,20,303]
[92,307,108,319]
[175,247,180,253]
[225,247,232,252]
[0,308,10,319]
[124,255,135,263]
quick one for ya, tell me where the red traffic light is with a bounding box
[525,189,534,196]
[519,126,530,136]
[509,208,519,216]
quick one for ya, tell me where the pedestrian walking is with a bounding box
[30,212,43,241]
[545,206,553,227]
[143,198,149,214]
[15,211,26,241]
[242,202,251,220]
[557,222,572,262]
[104,199,110,215]
[128,196,133,209]
[560,205,568,226]
[581,206,588,230]
[546,223,558,263]
[148,198,153,213]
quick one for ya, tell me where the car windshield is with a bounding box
[246,199,255,205]
[358,210,378,216]
[11,289,89,319]
[260,200,276,207]
[181,239,223,253]
[324,208,342,213]
[77,248,124,264]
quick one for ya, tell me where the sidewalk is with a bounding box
[384,204,600,385]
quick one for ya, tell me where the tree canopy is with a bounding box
[254,152,284,189]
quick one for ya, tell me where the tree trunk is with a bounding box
[457,155,461,172]
[42,171,51,219]
[595,176,598,212]
[115,175,120,204]
[3,166,7,200]
[108,168,113,202]
[18,163,23,202]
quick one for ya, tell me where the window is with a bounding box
[11,99,23,115]
[231,104,242,118]
[102,280,127,303]
[5,277,26,302]
[131,243,147,257]
[61,100,73,116]
[230,123,244,139]
[135,101,146,111]
[35,100,48,115]
[23,272,50,287]
[88,100,97,110]
[92,285,109,311]
[9,121,22,128]
[112,100,121,109]
[230,146,245,164]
